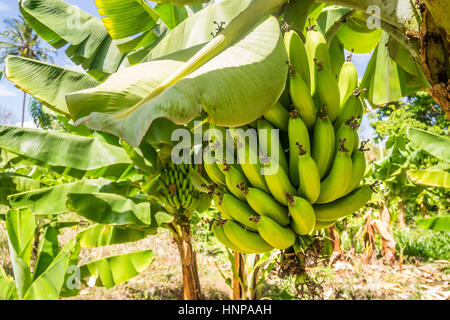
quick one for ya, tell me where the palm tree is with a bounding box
[0,16,55,127]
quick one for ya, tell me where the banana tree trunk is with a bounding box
[232,253,260,300]
[174,224,202,300]
[232,252,244,300]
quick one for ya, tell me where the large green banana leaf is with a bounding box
[407,128,450,163]
[67,16,287,146]
[5,209,35,298]
[79,250,154,289]
[5,56,100,116]
[8,180,110,216]
[408,168,450,189]
[23,239,77,300]
[66,192,173,228]
[0,126,135,180]
[20,0,126,80]
[416,216,450,232]
[76,224,149,247]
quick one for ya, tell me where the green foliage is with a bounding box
[370,92,449,142]
[394,228,450,261]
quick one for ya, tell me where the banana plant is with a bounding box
[404,127,450,232]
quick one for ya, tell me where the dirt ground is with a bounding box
[1,224,448,300]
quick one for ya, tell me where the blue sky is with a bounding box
[0,0,100,126]
[0,0,374,138]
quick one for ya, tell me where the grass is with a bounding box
[394,227,450,261]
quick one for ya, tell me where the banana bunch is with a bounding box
[206,28,375,254]
[158,160,210,215]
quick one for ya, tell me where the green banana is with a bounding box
[315,62,340,123]
[314,219,337,230]
[213,192,233,220]
[334,90,364,131]
[284,29,310,87]
[223,220,273,254]
[288,110,311,187]
[203,150,226,186]
[290,73,317,130]
[264,102,289,132]
[287,195,316,235]
[223,165,249,201]
[338,54,358,105]
[296,143,321,204]
[257,119,289,174]
[231,128,270,193]
[212,221,247,253]
[263,162,296,206]
[335,119,357,157]
[214,192,259,231]
[314,184,374,221]
[316,139,353,204]
[242,187,290,226]
[253,216,296,250]
[305,29,330,96]
[312,107,336,178]
[344,140,368,195]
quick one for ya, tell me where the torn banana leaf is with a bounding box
[66,192,173,228]
[20,0,126,80]
[5,56,100,116]
[0,126,135,180]
[8,180,110,216]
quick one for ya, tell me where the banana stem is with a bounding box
[114,0,288,120]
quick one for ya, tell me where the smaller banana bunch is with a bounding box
[205,28,377,255]
[158,161,210,215]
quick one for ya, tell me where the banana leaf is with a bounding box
[23,239,77,300]
[0,267,18,300]
[416,216,450,232]
[407,168,450,189]
[360,32,428,106]
[66,192,173,228]
[0,172,43,206]
[4,56,100,116]
[79,250,154,289]
[154,4,188,30]
[76,224,150,248]
[5,209,35,298]
[407,128,450,163]
[141,0,251,63]
[67,15,287,147]
[8,180,109,216]
[32,227,59,281]
[20,0,126,80]
[0,126,135,180]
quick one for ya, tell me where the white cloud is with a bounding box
[0,85,18,97]
[0,3,10,12]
